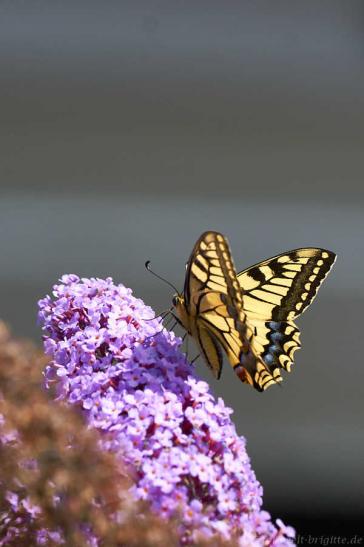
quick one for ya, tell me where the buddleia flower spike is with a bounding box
[38,274,296,545]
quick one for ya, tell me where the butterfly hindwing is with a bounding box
[195,323,223,379]
[237,248,336,377]
[250,320,301,373]
[200,311,277,391]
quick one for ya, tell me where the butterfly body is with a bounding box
[172,294,193,335]
[172,231,336,392]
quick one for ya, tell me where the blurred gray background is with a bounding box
[0,0,363,536]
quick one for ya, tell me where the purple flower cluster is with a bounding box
[38,275,295,545]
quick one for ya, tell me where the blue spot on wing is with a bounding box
[268,321,282,331]
[264,354,275,365]
[269,344,282,355]
[270,331,284,342]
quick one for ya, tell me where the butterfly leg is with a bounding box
[190,353,200,365]
[184,333,189,358]
[163,314,174,329]
[168,320,178,332]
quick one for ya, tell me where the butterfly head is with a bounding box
[172,293,184,311]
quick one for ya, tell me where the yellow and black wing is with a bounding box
[184,231,278,391]
[237,248,336,375]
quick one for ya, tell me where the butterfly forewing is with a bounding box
[184,232,242,306]
[237,248,336,321]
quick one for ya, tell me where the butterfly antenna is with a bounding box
[145,261,179,293]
